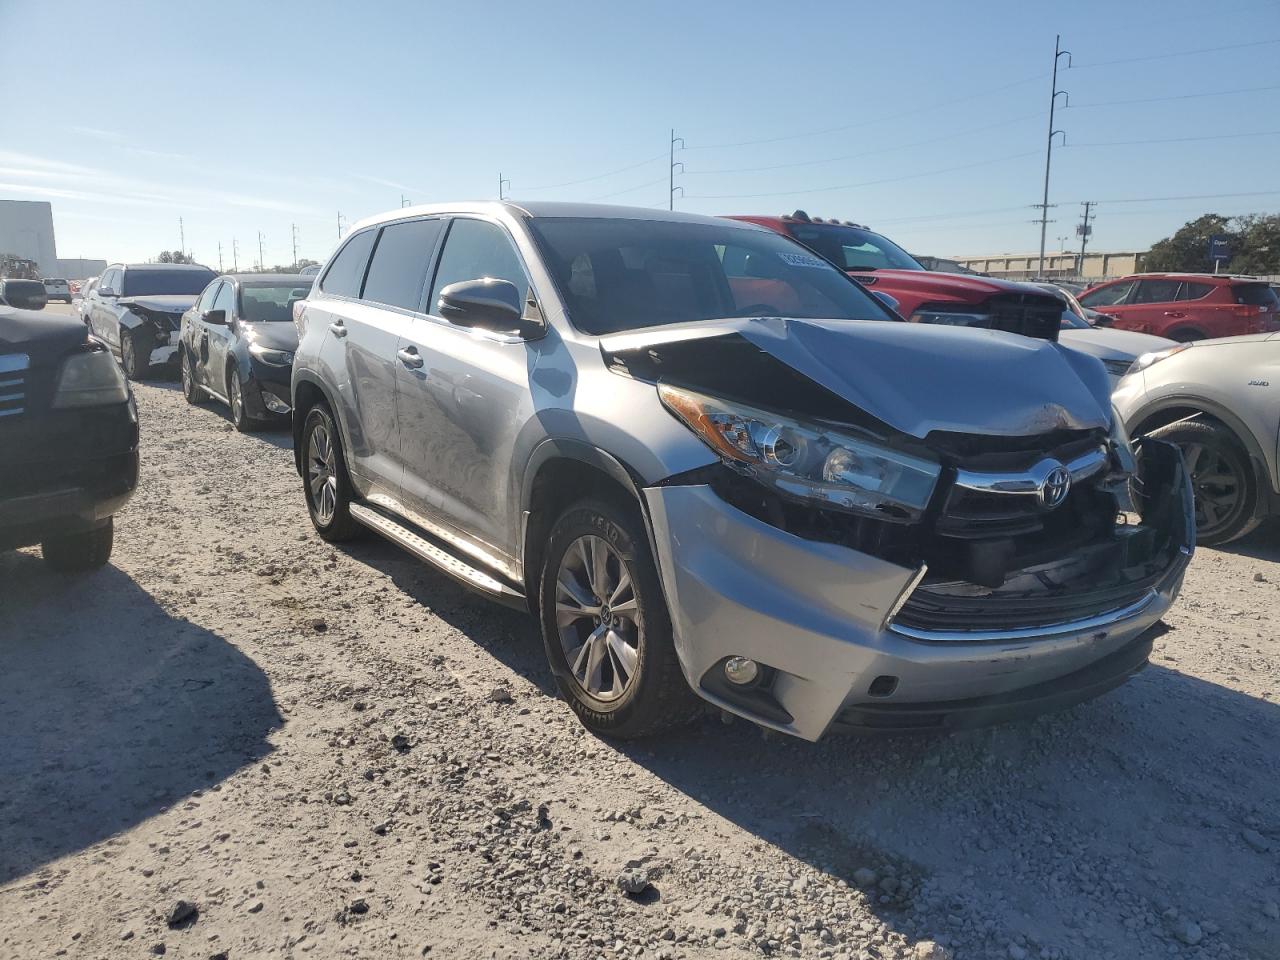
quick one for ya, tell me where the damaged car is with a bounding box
[85,262,217,379]
[291,202,1195,742]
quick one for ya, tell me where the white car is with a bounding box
[41,278,72,303]
[1114,333,1280,544]
[77,277,98,322]
[1032,282,1175,385]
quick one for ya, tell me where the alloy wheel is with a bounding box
[307,421,338,525]
[181,352,194,397]
[1182,441,1242,534]
[555,535,640,702]
[229,374,243,426]
[121,335,137,378]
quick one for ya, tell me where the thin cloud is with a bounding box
[67,125,125,142]
[353,173,424,195]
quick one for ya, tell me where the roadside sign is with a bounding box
[1208,235,1232,265]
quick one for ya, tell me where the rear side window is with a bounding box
[320,230,376,298]
[361,218,444,311]
[1176,282,1214,301]
[1078,280,1135,308]
[1232,283,1279,308]
[428,218,530,314]
[1132,279,1181,304]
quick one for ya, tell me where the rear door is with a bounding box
[90,267,122,348]
[310,228,406,500]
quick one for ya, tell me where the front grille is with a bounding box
[893,576,1156,633]
[0,353,30,418]
[985,292,1063,342]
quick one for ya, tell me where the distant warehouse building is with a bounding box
[56,258,108,281]
[0,200,59,277]
[949,250,1147,282]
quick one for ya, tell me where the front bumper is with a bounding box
[149,330,179,368]
[644,455,1192,741]
[244,364,293,420]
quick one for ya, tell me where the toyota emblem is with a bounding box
[1040,465,1072,509]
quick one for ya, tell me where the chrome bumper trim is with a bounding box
[888,588,1158,643]
[954,445,1108,496]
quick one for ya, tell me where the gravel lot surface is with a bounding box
[2,364,1279,960]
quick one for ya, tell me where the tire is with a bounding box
[42,519,114,572]
[120,329,149,381]
[1148,419,1261,545]
[539,497,700,739]
[299,402,362,541]
[181,348,208,404]
[227,367,256,432]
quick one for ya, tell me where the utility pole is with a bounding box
[233,238,239,272]
[291,223,299,269]
[669,129,685,210]
[257,232,265,271]
[498,174,511,200]
[178,217,185,258]
[1036,34,1071,277]
[217,241,224,273]
[337,211,345,239]
[1077,201,1095,274]
[400,194,411,208]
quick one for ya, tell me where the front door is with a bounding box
[208,281,236,395]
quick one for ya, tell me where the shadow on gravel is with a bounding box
[0,553,281,885]
[1216,518,1280,563]
[607,664,1280,956]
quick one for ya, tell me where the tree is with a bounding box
[156,250,197,264]
[1144,212,1280,275]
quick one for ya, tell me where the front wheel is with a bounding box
[227,368,255,432]
[1149,419,1260,545]
[42,519,114,572]
[120,330,149,381]
[181,349,207,404]
[300,403,362,541]
[539,497,699,739]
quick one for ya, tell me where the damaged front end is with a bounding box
[121,301,184,367]
[610,318,1194,739]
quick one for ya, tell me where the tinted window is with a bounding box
[362,219,444,311]
[239,281,313,322]
[1176,282,1214,301]
[1132,279,1181,304]
[320,230,376,297]
[1078,280,1135,308]
[122,268,216,297]
[1232,283,1279,308]
[785,223,922,271]
[528,217,891,336]
[195,281,221,311]
[429,219,530,315]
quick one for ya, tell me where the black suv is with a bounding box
[1,306,139,570]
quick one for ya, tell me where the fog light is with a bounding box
[262,391,292,415]
[723,656,759,685]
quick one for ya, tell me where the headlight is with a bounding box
[51,342,129,408]
[1131,343,1190,373]
[1102,358,1134,379]
[908,309,990,328]
[248,343,294,366]
[658,384,940,521]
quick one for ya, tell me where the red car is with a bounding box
[1076,273,1280,342]
[728,212,1066,339]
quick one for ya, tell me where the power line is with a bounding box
[1085,189,1280,205]
[519,154,666,191]
[686,71,1048,152]
[588,176,669,203]
[1066,130,1280,147]
[1069,37,1280,69]
[1067,83,1280,109]
[683,150,1038,201]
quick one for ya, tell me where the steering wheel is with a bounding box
[733,303,783,317]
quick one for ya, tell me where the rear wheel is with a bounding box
[300,403,362,541]
[1149,419,1260,545]
[539,497,699,738]
[42,519,114,572]
[181,349,207,404]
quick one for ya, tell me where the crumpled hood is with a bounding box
[852,268,1035,302]
[121,294,197,313]
[601,317,1113,440]
[1059,327,1175,362]
[241,321,299,352]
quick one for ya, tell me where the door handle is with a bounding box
[329,320,348,338]
[1162,311,1185,318]
[397,346,424,369]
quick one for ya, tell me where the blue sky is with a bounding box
[2,0,1277,267]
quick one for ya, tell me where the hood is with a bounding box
[1,306,89,367]
[121,294,198,313]
[1059,328,1176,362]
[241,321,299,352]
[601,317,1112,440]
[850,268,1037,302]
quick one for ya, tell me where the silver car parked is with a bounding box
[291,202,1194,741]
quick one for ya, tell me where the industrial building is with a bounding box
[0,199,105,280]
[949,250,1147,282]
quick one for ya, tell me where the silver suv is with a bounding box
[291,202,1194,742]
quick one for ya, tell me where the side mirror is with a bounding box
[1090,311,1114,327]
[98,287,117,298]
[870,290,902,317]
[437,278,527,333]
[203,309,227,325]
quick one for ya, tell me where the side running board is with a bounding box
[348,503,527,609]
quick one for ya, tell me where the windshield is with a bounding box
[238,281,313,322]
[122,268,216,297]
[783,223,923,272]
[528,218,893,336]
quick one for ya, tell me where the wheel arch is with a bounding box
[290,373,346,476]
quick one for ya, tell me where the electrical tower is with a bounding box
[669,129,685,210]
[258,232,265,272]
[498,174,511,200]
[179,217,185,258]
[217,241,224,273]
[1035,35,1071,277]
[292,223,299,269]
[232,238,239,272]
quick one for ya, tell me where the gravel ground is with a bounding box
[1,377,1278,960]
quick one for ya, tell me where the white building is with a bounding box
[0,200,59,277]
